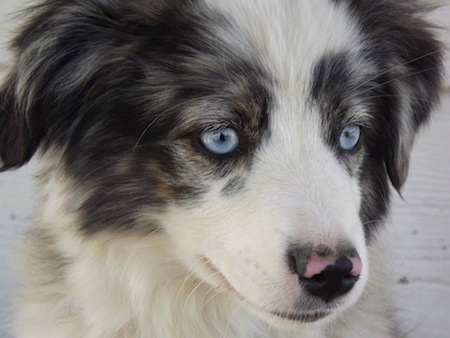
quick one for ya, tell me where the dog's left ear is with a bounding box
[384,17,444,192]
[0,75,44,172]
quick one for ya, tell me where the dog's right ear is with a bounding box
[0,75,43,171]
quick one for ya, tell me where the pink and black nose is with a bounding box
[287,246,362,302]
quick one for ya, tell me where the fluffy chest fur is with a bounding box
[0,0,443,337]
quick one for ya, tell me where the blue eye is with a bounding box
[339,125,361,151]
[200,128,240,156]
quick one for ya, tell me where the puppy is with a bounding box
[0,0,443,337]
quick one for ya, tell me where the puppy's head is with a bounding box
[0,0,443,326]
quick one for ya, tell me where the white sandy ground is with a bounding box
[0,1,449,337]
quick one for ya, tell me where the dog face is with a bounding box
[0,0,442,325]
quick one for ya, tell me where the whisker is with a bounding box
[363,94,437,105]
[352,49,443,93]
[177,257,211,301]
[224,296,243,337]
[362,219,384,228]
[0,105,12,117]
[357,66,442,98]
[201,287,221,310]
[131,100,188,153]
[267,305,279,334]
[183,271,221,312]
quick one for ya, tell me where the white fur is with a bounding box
[14,165,393,337]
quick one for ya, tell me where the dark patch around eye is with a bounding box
[309,50,398,241]
[30,0,274,234]
[182,80,272,175]
[310,51,355,148]
[329,0,443,243]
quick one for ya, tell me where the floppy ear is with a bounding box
[0,75,44,171]
[384,19,444,192]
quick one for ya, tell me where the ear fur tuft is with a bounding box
[0,79,42,171]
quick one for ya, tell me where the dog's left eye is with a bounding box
[339,125,361,151]
[200,128,240,156]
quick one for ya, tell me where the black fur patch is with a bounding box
[0,0,272,233]
[313,0,443,239]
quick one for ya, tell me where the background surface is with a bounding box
[1,1,449,337]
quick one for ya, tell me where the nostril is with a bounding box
[348,256,362,277]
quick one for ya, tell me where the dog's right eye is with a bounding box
[339,125,361,151]
[200,128,240,156]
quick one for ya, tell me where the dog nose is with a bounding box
[287,248,362,302]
